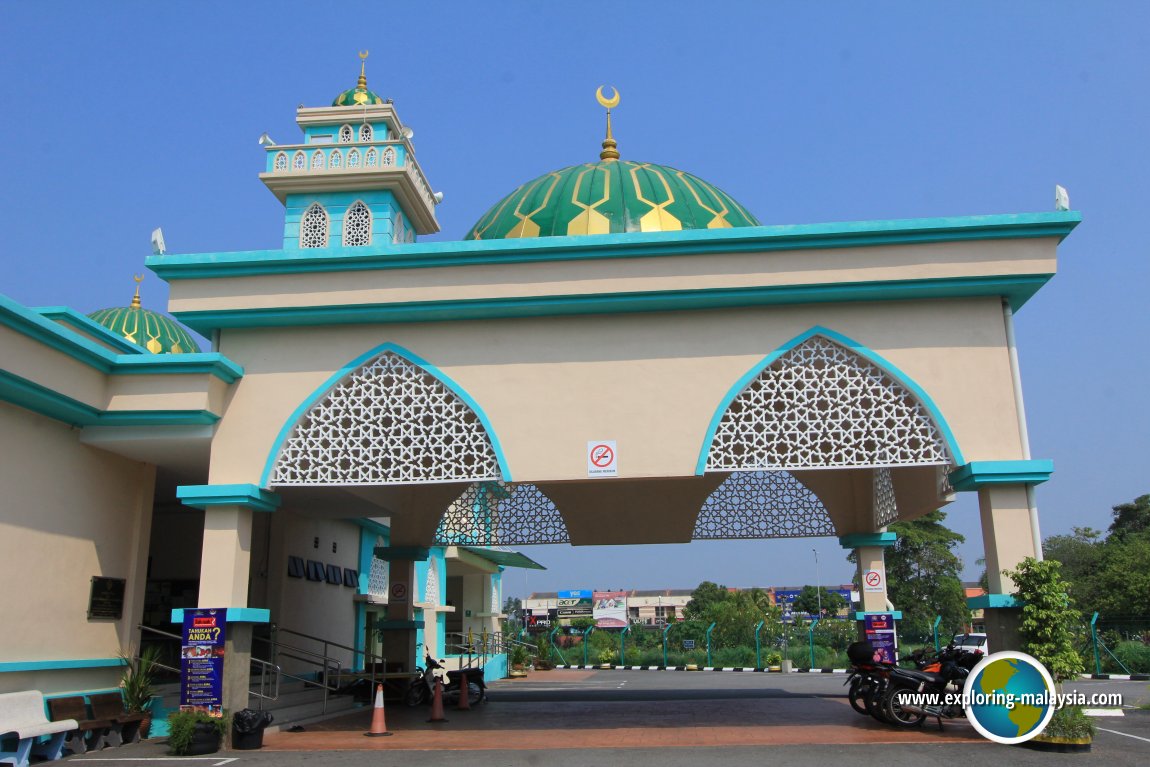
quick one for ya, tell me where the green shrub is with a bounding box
[166,710,228,756]
[1042,705,1096,740]
[1110,641,1150,674]
[765,652,783,666]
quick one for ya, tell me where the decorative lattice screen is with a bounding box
[873,467,898,528]
[706,336,950,471]
[693,471,835,539]
[300,203,329,248]
[343,201,372,246]
[434,482,569,545]
[270,351,502,485]
[423,556,440,605]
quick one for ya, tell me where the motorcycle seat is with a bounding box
[891,668,946,686]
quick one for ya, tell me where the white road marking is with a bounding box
[1097,727,1150,744]
[1084,708,1125,716]
[76,759,237,765]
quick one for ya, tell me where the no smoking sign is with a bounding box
[863,569,885,593]
[587,440,618,477]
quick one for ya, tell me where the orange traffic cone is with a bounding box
[427,676,448,723]
[456,672,471,711]
[364,683,392,737]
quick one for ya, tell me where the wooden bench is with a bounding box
[88,693,145,745]
[0,690,77,767]
[45,695,114,754]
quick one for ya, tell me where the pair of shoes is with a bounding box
[288,725,306,732]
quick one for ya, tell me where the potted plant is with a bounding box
[597,648,616,669]
[509,644,530,677]
[120,645,162,738]
[167,709,228,756]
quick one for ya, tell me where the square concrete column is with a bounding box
[373,546,429,673]
[176,485,280,736]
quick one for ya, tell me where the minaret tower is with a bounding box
[259,52,439,249]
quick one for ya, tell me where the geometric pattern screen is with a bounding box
[873,467,899,529]
[692,470,836,539]
[434,482,569,546]
[706,335,950,471]
[270,351,502,485]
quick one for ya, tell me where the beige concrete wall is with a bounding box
[209,297,1024,486]
[264,509,363,673]
[165,237,1058,314]
[0,401,155,694]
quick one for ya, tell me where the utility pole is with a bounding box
[812,548,822,616]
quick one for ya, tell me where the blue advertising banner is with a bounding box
[556,589,594,618]
[862,613,898,664]
[180,608,226,715]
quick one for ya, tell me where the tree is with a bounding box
[791,585,846,616]
[681,581,781,648]
[1005,557,1084,683]
[849,509,969,642]
[1108,494,1150,540]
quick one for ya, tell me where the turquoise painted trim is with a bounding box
[258,341,512,486]
[110,354,244,383]
[949,460,1054,491]
[0,658,124,673]
[1,293,242,382]
[839,532,898,549]
[34,307,147,354]
[169,274,1053,336]
[170,608,271,623]
[0,368,220,427]
[147,211,1082,280]
[376,620,420,630]
[353,518,391,538]
[694,326,966,474]
[966,594,1022,609]
[177,484,281,512]
[853,611,904,620]
[374,546,430,561]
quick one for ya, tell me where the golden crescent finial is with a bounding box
[131,274,143,308]
[358,50,369,61]
[596,86,621,161]
[596,85,620,109]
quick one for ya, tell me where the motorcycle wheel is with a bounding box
[866,682,890,723]
[848,679,870,715]
[467,681,484,706]
[882,687,927,728]
[403,681,429,707]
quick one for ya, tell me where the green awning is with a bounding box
[460,546,547,570]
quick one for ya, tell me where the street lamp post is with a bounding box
[812,548,821,616]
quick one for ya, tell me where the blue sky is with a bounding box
[2,2,1147,598]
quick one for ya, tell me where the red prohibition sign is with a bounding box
[865,571,882,587]
[590,444,615,468]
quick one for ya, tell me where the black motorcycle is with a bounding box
[879,643,982,728]
[404,647,486,707]
[845,640,899,722]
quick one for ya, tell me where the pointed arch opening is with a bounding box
[265,345,508,486]
[698,328,959,473]
[343,200,372,247]
[434,482,569,546]
[300,202,329,248]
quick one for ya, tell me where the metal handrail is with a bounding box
[258,625,387,715]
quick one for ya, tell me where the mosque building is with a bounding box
[0,55,1078,724]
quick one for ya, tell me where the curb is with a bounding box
[1080,673,1150,681]
[552,665,847,674]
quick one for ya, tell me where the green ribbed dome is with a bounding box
[332,86,386,107]
[465,160,760,240]
[88,305,199,355]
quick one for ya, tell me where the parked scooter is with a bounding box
[844,641,898,722]
[404,646,486,707]
[879,642,982,729]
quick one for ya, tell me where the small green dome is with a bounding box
[88,305,200,355]
[332,86,386,107]
[465,160,760,240]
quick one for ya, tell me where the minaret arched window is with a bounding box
[359,124,373,142]
[300,203,329,248]
[365,148,378,167]
[343,201,372,247]
[339,125,353,143]
[382,147,396,166]
[292,151,306,171]
[329,149,343,169]
[347,148,361,168]
[310,150,326,170]
[274,152,288,171]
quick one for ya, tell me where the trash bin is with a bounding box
[232,708,274,750]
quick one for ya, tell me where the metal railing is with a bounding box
[137,624,281,705]
[255,625,386,714]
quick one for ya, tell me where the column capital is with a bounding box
[177,483,281,512]
[839,532,898,549]
[374,546,430,561]
[966,594,1023,609]
[170,607,271,623]
[949,460,1053,492]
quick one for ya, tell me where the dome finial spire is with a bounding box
[596,86,621,161]
[130,274,143,309]
[357,50,370,90]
